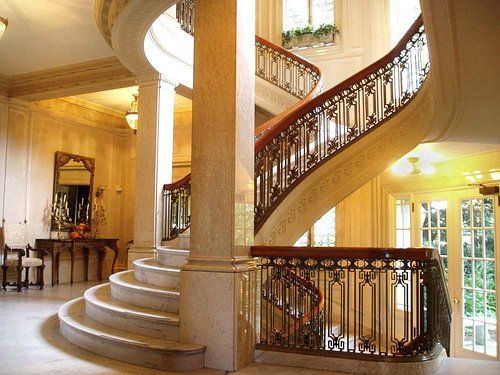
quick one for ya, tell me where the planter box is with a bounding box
[283,31,335,50]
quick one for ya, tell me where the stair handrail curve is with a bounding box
[254,15,428,230]
[252,245,452,360]
[162,0,323,241]
[163,14,428,240]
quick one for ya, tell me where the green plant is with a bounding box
[281,23,339,47]
[313,23,339,38]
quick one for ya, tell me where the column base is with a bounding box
[127,245,155,269]
[179,266,257,371]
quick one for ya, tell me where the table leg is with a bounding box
[55,252,60,285]
[70,248,75,286]
[83,247,89,282]
[106,241,119,275]
[51,250,56,287]
[97,246,105,282]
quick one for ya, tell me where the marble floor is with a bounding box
[1,282,499,375]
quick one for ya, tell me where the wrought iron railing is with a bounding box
[163,10,428,240]
[162,174,191,241]
[254,17,428,230]
[163,0,322,241]
[252,246,452,361]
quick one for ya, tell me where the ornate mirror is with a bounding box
[52,151,95,231]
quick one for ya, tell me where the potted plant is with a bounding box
[282,23,339,50]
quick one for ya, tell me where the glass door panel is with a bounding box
[460,197,496,357]
[420,200,449,280]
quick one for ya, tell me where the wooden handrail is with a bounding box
[163,173,192,191]
[252,245,438,261]
[254,36,323,139]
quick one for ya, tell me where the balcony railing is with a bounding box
[163,7,428,240]
[252,246,452,361]
[163,0,322,242]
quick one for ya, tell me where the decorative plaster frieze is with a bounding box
[8,57,135,102]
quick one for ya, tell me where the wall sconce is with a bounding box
[95,185,106,197]
[125,94,138,133]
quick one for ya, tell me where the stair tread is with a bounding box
[110,271,179,296]
[59,298,204,354]
[85,284,179,324]
[157,246,189,254]
[134,258,181,272]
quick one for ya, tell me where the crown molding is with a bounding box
[6,57,136,102]
[30,97,128,131]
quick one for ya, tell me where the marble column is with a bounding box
[128,74,177,267]
[179,0,256,371]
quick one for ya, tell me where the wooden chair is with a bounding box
[1,223,46,292]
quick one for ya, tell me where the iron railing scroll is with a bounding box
[252,246,452,361]
[254,17,429,230]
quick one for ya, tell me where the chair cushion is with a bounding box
[5,256,43,267]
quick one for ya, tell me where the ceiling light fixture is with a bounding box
[125,93,138,133]
[392,156,435,176]
[0,16,8,41]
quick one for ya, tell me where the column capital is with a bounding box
[135,73,179,90]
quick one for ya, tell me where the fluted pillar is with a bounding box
[128,74,177,267]
[179,0,256,371]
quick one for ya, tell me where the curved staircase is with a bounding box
[58,240,203,372]
[59,0,436,372]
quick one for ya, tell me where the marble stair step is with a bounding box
[59,298,205,372]
[84,284,179,340]
[110,270,179,313]
[134,258,180,288]
[156,246,189,267]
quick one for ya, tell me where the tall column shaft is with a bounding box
[180,0,256,371]
[128,74,176,267]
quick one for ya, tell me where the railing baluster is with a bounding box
[252,246,452,361]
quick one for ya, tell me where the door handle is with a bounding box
[453,298,461,304]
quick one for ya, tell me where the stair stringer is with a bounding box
[255,77,436,246]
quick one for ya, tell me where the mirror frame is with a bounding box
[52,151,95,231]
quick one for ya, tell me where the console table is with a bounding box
[35,238,119,287]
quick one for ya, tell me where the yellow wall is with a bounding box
[0,96,135,273]
[336,150,500,247]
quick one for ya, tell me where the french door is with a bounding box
[412,189,499,360]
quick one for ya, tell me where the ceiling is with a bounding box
[69,87,192,114]
[0,0,114,76]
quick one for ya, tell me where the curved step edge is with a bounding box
[59,298,205,372]
[134,258,180,288]
[156,246,189,267]
[110,271,179,313]
[84,284,179,340]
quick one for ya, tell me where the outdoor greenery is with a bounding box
[282,23,339,47]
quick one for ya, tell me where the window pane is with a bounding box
[313,207,336,246]
[486,324,497,356]
[484,198,494,227]
[311,0,334,27]
[485,229,495,259]
[474,230,483,258]
[472,198,482,227]
[462,199,471,227]
[463,229,472,257]
[463,259,472,288]
[294,231,309,246]
[284,0,309,30]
